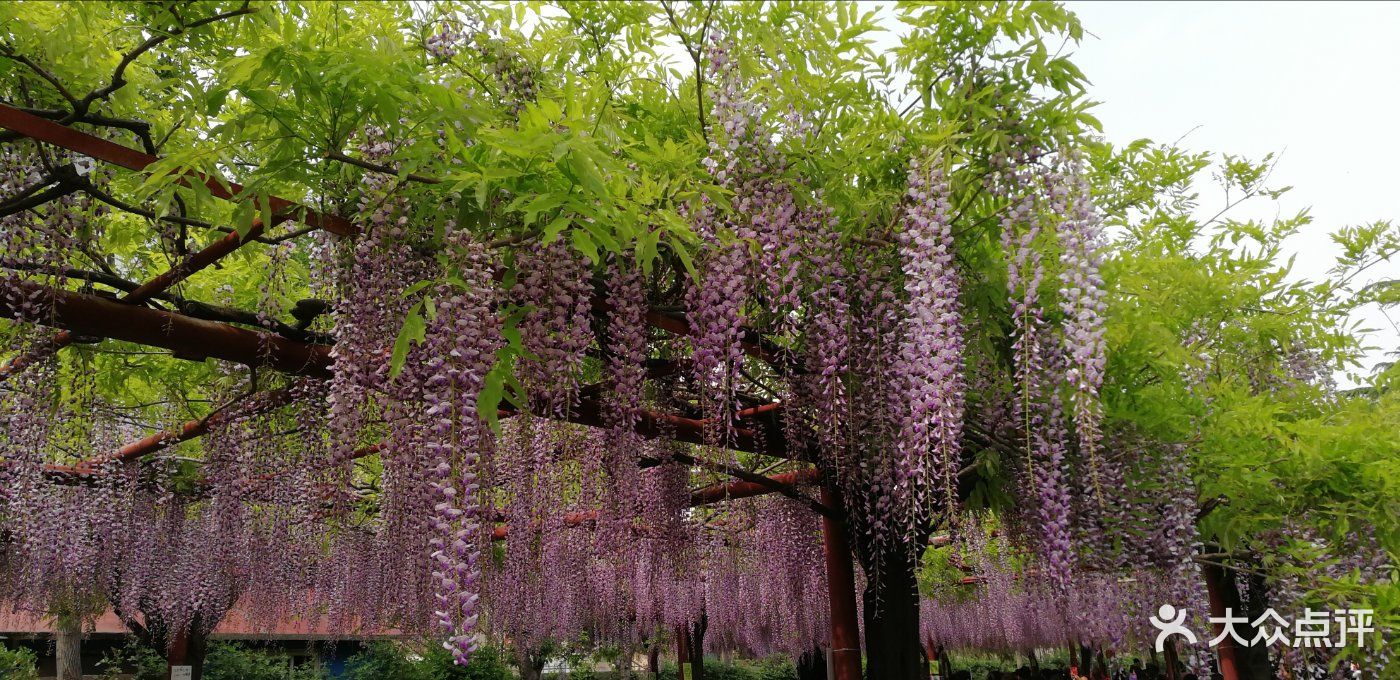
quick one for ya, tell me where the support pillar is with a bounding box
[821,487,862,680]
[1203,562,1243,680]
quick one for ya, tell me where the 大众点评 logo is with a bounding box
[1149,605,1376,652]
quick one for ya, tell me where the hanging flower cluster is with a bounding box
[421,232,502,662]
[1055,156,1109,500]
[892,154,965,535]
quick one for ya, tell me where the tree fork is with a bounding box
[165,618,208,680]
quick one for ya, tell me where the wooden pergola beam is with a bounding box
[1,108,802,384]
[488,467,824,541]
[0,104,356,236]
[0,280,334,377]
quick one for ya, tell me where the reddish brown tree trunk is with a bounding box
[166,623,207,680]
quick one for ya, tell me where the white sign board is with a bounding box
[170,666,193,680]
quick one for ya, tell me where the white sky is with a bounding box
[1063,1,1400,384]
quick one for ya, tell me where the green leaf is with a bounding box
[477,363,507,436]
[388,303,426,379]
[232,200,256,238]
[670,235,699,282]
[570,228,599,265]
[542,215,571,243]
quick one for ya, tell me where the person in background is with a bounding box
[1127,658,1143,680]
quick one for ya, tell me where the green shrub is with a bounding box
[202,641,328,680]
[97,641,164,680]
[344,641,433,680]
[752,656,799,680]
[344,640,512,680]
[646,656,804,680]
[653,657,775,680]
[0,643,39,680]
[99,640,327,680]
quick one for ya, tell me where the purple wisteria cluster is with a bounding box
[992,147,1119,595]
[511,239,593,415]
[1054,156,1109,500]
[323,126,429,499]
[420,231,502,662]
[600,255,649,525]
[705,36,802,323]
[799,200,850,466]
[893,154,965,535]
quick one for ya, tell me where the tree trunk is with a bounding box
[687,615,707,680]
[166,623,208,680]
[676,625,689,680]
[861,549,925,680]
[516,648,547,680]
[648,644,660,678]
[1163,640,1180,680]
[55,612,82,680]
[796,647,828,680]
[1237,571,1277,680]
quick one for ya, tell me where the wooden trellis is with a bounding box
[0,104,866,680]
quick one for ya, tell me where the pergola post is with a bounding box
[820,486,862,680]
[1203,562,1242,680]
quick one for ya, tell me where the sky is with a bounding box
[1062,1,1400,383]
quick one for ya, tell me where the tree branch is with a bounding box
[0,46,80,107]
[73,3,259,116]
[0,180,79,218]
[324,150,441,184]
